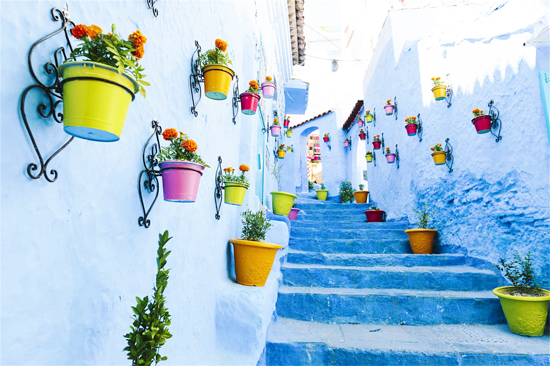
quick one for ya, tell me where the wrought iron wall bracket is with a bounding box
[138,120,163,228]
[445,73,453,108]
[20,6,76,183]
[189,40,204,117]
[373,108,377,127]
[214,156,223,220]
[373,151,377,167]
[366,126,370,144]
[393,97,398,120]
[381,133,385,152]
[417,113,423,142]
[146,0,159,17]
[395,144,400,169]
[488,100,502,142]
[232,76,240,125]
[444,138,454,173]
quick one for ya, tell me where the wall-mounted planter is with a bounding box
[288,207,300,220]
[353,191,369,203]
[405,123,418,136]
[357,119,364,127]
[316,189,328,201]
[270,191,297,215]
[344,139,350,147]
[261,81,276,99]
[270,124,281,137]
[385,153,396,164]
[364,210,385,222]
[323,135,330,143]
[159,160,205,202]
[405,229,437,254]
[229,238,282,286]
[240,92,260,115]
[373,140,381,149]
[431,85,447,101]
[277,149,286,159]
[284,117,290,128]
[366,152,373,162]
[359,132,366,140]
[366,113,374,123]
[384,105,394,115]
[286,129,293,137]
[202,64,235,100]
[59,61,139,142]
[431,138,454,172]
[472,115,492,134]
[431,151,446,165]
[224,182,249,206]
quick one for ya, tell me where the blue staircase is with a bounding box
[264,194,550,365]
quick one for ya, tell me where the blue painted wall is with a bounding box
[1,0,292,364]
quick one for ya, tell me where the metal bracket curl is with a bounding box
[417,113,423,142]
[232,75,240,125]
[488,100,502,142]
[146,0,159,17]
[395,144,400,169]
[381,133,385,152]
[394,97,398,120]
[445,73,453,108]
[366,126,369,144]
[214,156,223,220]
[373,108,377,127]
[189,40,203,117]
[373,151,377,167]
[138,120,163,228]
[444,138,454,173]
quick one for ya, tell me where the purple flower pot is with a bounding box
[358,120,364,127]
[270,124,281,137]
[288,207,300,220]
[159,161,205,202]
[261,82,276,99]
[386,153,396,164]
[384,105,394,115]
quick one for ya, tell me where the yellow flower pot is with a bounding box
[224,182,249,206]
[432,151,447,165]
[286,129,293,137]
[59,61,139,142]
[493,286,550,336]
[277,149,286,159]
[202,64,235,100]
[316,189,328,201]
[404,229,437,254]
[366,154,373,162]
[431,85,447,101]
[353,191,369,204]
[270,191,297,215]
[230,238,282,286]
[366,114,373,122]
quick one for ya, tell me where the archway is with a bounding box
[298,126,321,192]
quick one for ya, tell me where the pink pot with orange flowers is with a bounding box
[240,92,260,115]
[405,124,418,136]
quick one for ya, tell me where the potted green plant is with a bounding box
[61,24,147,142]
[493,252,550,336]
[404,202,437,254]
[230,210,282,286]
[353,183,369,204]
[223,164,250,206]
[430,143,446,165]
[471,108,492,134]
[316,183,328,201]
[157,129,209,202]
[308,181,314,191]
[124,231,172,365]
[199,38,234,100]
[339,181,354,203]
[364,206,385,222]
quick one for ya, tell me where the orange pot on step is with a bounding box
[404,229,437,254]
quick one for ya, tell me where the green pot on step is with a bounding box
[316,190,328,201]
[270,191,297,215]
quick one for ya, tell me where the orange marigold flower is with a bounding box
[129,30,147,47]
[71,24,88,39]
[366,110,370,113]
[431,77,435,80]
[132,44,145,60]
[224,167,233,172]
[182,139,198,152]
[239,164,250,172]
[162,128,178,140]
[430,147,435,151]
[86,24,103,40]
[387,99,391,103]
[249,80,259,90]
[411,116,416,120]
[215,38,227,52]
[436,77,441,80]
[266,76,273,82]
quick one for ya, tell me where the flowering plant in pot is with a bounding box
[385,147,396,164]
[353,183,369,204]
[61,24,147,142]
[357,116,364,127]
[323,133,330,143]
[223,164,250,206]
[430,143,445,165]
[288,203,300,221]
[364,206,385,222]
[431,77,446,101]
[261,76,276,99]
[308,181,314,191]
[471,108,492,134]
[316,183,328,201]
[284,115,290,128]
[359,129,366,140]
[344,138,350,147]
[277,143,286,159]
[157,129,209,202]
[270,118,281,137]
[372,135,381,150]
[493,252,550,336]
[286,127,293,138]
[339,181,354,203]
[240,80,261,115]
[405,202,437,254]
[365,151,373,163]
[365,110,374,123]
[198,38,234,100]
[405,116,418,136]
[230,210,282,286]
[384,99,394,115]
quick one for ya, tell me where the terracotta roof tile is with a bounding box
[292,110,333,129]
[342,100,363,131]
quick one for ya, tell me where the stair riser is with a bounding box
[286,252,465,267]
[275,293,506,325]
[297,204,373,211]
[292,221,408,229]
[289,239,412,254]
[291,228,408,240]
[281,268,500,291]
[296,215,373,222]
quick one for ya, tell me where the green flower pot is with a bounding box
[493,286,550,336]
[316,190,328,201]
[224,182,249,206]
[270,191,297,216]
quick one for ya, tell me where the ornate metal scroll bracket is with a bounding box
[488,100,502,142]
[373,151,377,167]
[417,113,423,142]
[214,156,223,220]
[20,6,76,183]
[381,133,385,152]
[373,108,377,127]
[146,0,159,17]
[232,75,240,125]
[393,96,398,120]
[444,138,454,173]
[189,40,204,117]
[445,73,453,108]
[395,144,400,169]
[138,120,163,228]
[366,126,370,144]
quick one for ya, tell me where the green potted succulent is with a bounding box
[339,181,354,203]
[493,252,550,336]
[404,202,437,254]
[353,183,369,203]
[124,231,172,365]
[316,183,328,201]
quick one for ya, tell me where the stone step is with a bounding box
[275,286,506,325]
[289,238,412,254]
[291,227,409,240]
[265,318,550,366]
[286,250,466,267]
[296,212,374,222]
[281,264,501,291]
[292,220,409,229]
[296,202,373,211]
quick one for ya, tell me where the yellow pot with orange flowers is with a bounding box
[277,144,286,159]
[261,76,276,99]
[430,143,446,165]
[365,110,374,122]
[240,81,261,115]
[223,164,250,206]
[431,77,447,101]
[199,39,235,100]
[60,24,146,142]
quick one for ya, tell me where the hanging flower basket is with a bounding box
[224,182,249,206]
[359,128,366,141]
[366,152,373,162]
[344,139,350,147]
[373,135,381,150]
[471,109,492,134]
[405,123,418,136]
[366,111,373,123]
[286,129,293,137]
[159,161,205,202]
[384,100,394,115]
[430,142,446,166]
[270,124,281,137]
[357,118,364,127]
[323,134,330,142]
[288,207,300,220]
[240,92,261,115]
[230,238,282,286]
[431,77,446,101]
[261,76,276,99]
[277,149,286,159]
[202,64,235,100]
[364,208,385,222]
[270,191,297,215]
[385,153,396,163]
[284,116,290,128]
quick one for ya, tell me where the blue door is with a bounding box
[539,71,550,146]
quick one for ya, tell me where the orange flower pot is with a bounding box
[405,229,437,254]
[353,191,369,204]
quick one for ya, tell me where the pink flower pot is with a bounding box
[364,210,385,222]
[472,115,492,134]
[385,153,396,164]
[358,121,364,127]
[159,161,205,202]
[405,124,418,136]
[270,125,281,137]
[373,141,381,150]
[323,136,329,142]
[344,141,350,147]
[261,82,276,99]
[284,119,290,128]
[288,207,300,220]
[240,92,260,115]
[359,133,366,140]
[384,105,394,115]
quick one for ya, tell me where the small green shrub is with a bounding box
[308,181,314,190]
[320,183,326,190]
[495,252,542,296]
[339,181,354,203]
[241,209,272,242]
[358,184,364,191]
[413,202,436,228]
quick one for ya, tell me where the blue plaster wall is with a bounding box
[0,0,292,364]
[360,1,550,288]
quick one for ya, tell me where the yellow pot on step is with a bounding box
[202,64,235,100]
[230,238,282,286]
[404,229,437,254]
[270,191,297,215]
[316,189,328,201]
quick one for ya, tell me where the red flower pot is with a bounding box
[240,92,260,115]
[364,210,385,222]
[323,136,329,142]
[373,141,381,150]
[359,133,366,140]
[284,119,290,128]
[405,124,417,136]
[472,115,492,134]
